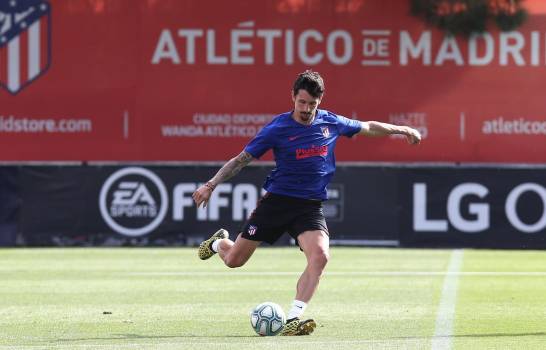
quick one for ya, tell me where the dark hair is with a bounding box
[292,70,324,98]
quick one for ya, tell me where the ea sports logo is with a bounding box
[99,167,168,237]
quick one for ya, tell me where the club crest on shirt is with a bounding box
[321,126,330,138]
[248,225,257,236]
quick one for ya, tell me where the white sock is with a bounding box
[211,239,221,253]
[286,300,307,320]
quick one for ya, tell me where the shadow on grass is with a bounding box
[55,334,255,342]
[54,331,546,343]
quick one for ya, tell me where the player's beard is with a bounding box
[299,112,313,123]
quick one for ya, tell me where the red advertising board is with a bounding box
[1,0,545,162]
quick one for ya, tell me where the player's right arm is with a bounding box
[192,150,254,208]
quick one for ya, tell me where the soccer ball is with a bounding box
[250,302,286,336]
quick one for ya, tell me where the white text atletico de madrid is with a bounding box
[151,22,354,66]
[151,21,546,67]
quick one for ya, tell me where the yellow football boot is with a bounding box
[281,318,317,336]
[198,228,229,260]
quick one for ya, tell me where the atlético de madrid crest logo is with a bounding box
[0,0,51,95]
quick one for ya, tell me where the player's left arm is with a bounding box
[359,121,421,145]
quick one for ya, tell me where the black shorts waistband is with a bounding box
[264,192,323,204]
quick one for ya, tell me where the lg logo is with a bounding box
[99,167,168,237]
[414,182,546,233]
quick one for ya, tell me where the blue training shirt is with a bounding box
[244,109,362,200]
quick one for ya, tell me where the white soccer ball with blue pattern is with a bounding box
[250,302,286,336]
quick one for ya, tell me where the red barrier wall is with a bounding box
[1,0,545,162]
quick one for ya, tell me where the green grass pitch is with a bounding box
[1,247,545,349]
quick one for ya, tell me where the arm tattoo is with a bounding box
[210,151,253,185]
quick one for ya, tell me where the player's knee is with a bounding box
[224,254,246,268]
[310,250,329,270]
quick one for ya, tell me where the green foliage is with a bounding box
[410,0,528,37]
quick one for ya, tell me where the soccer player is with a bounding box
[192,70,421,336]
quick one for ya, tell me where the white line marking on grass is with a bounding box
[123,270,545,277]
[432,249,464,350]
